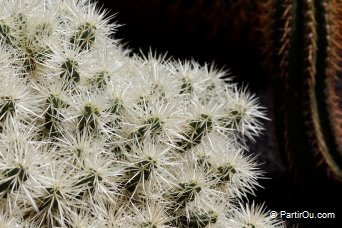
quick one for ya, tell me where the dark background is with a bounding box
[97,1,341,227]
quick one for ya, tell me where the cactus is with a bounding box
[256,0,342,181]
[0,0,285,227]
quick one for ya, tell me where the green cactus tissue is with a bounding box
[0,0,284,227]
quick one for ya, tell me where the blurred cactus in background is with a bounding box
[256,0,342,181]
[0,0,285,227]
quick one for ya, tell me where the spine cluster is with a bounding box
[0,0,283,227]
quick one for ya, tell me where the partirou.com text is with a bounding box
[270,210,336,219]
